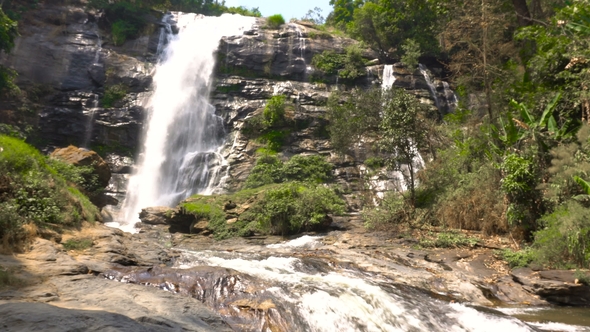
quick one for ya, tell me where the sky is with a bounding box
[223,0,333,21]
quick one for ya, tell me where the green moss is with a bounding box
[62,238,93,251]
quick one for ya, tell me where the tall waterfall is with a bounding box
[115,13,255,231]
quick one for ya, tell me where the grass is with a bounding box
[62,238,93,251]
[0,266,24,289]
[419,231,479,248]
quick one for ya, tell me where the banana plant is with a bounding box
[573,175,590,203]
[506,92,569,150]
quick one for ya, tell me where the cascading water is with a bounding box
[82,26,103,148]
[419,63,442,114]
[381,64,396,90]
[443,81,459,113]
[114,13,255,231]
[378,64,424,194]
[173,237,539,332]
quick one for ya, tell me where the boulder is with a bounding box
[51,145,111,188]
[139,207,196,233]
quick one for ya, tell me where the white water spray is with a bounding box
[113,13,255,231]
[381,64,396,90]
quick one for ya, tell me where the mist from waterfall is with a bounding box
[113,13,255,231]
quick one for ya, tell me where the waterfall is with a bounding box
[156,13,173,57]
[82,26,103,148]
[113,13,255,231]
[443,81,459,113]
[377,65,424,194]
[381,64,396,90]
[418,64,441,113]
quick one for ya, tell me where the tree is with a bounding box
[440,0,519,123]
[379,88,428,205]
[0,7,18,94]
[327,0,362,27]
[327,87,428,205]
[347,0,439,59]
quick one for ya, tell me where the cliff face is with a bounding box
[0,2,457,211]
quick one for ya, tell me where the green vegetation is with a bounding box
[0,266,23,289]
[496,248,535,269]
[62,238,93,251]
[242,95,297,152]
[0,136,99,250]
[101,84,127,108]
[245,154,333,189]
[311,45,366,83]
[266,14,285,29]
[0,8,18,95]
[181,182,345,239]
[321,0,590,269]
[418,231,479,249]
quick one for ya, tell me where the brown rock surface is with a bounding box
[51,145,111,187]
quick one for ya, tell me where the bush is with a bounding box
[263,95,286,127]
[311,45,366,82]
[497,248,534,268]
[266,14,285,29]
[102,84,127,108]
[0,136,99,250]
[244,154,334,189]
[181,182,345,239]
[252,183,345,235]
[111,20,137,46]
[534,200,590,268]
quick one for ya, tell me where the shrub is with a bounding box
[263,95,286,127]
[0,136,99,250]
[497,248,534,268]
[252,183,345,235]
[266,14,285,29]
[0,266,23,289]
[111,20,137,46]
[534,200,590,268]
[102,84,127,108]
[311,45,366,82]
[400,39,421,69]
[244,154,334,189]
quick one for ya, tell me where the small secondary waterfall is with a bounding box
[381,64,396,90]
[419,63,441,114]
[378,65,424,194]
[115,13,255,230]
[443,81,459,112]
[82,25,103,148]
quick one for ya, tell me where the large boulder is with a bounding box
[51,145,111,187]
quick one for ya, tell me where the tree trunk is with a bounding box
[511,0,532,26]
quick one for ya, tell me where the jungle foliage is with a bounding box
[324,0,590,268]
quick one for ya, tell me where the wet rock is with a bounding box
[51,145,111,187]
[103,265,296,332]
